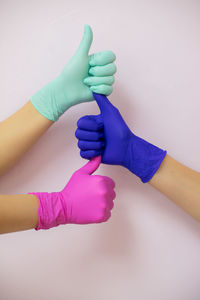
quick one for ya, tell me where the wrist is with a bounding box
[124,133,167,183]
[29,191,68,230]
[30,82,60,122]
[30,77,70,122]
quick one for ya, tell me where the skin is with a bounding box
[149,154,200,222]
[0,101,52,234]
[0,194,39,234]
[0,25,116,234]
[0,101,53,175]
[0,35,116,234]
[76,93,200,223]
[1,101,200,234]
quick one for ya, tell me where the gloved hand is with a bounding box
[75,93,167,183]
[29,156,115,230]
[30,25,116,121]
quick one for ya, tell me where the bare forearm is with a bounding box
[149,154,200,221]
[0,194,39,234]
[0,101,53,175]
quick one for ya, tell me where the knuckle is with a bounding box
[77,140,82,148]
[101,202,107,210]
[75,129,79,138]
[96,214,104,223]
[110,201,114,210]
[110,51,116,60]
[107,86,113,95]
[112,64,117,73]
[94,132,99,140]
[109,76,115,84]
[80,151,86,158]
[90,150,97,157]
[93,67,99,75]
[99,188,107,196]
[90,67,97,75]
[77,118,83,128]
[112,191,116,200]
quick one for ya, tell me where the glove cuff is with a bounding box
[28,192,68,230]
[30,78,66,122]
[125,134,167,183]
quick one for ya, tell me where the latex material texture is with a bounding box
[76,93,167,183]
[29,156,115,230]
[30,25,116,121]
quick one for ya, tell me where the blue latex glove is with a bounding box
[75,93,167,183]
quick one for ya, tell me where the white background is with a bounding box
[0,0,200,299]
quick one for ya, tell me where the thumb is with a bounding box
[79,155,101,175]
[93,92,116,114]
[76,24,93,56]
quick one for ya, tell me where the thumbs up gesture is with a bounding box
[76,93,167,183]
[76,93,132,166]
[30,156,116,230]
[31,25,116,122]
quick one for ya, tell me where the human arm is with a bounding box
[75,93,200,222]
[30,25,116,121]
[0,101,53,175]
[0,156,116,234]
[0,194,39,234]
[0,26,116,175]
[149,154,200,221]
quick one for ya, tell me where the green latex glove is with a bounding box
[30,25,116,121]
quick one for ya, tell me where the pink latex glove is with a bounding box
[29,156,116,230]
